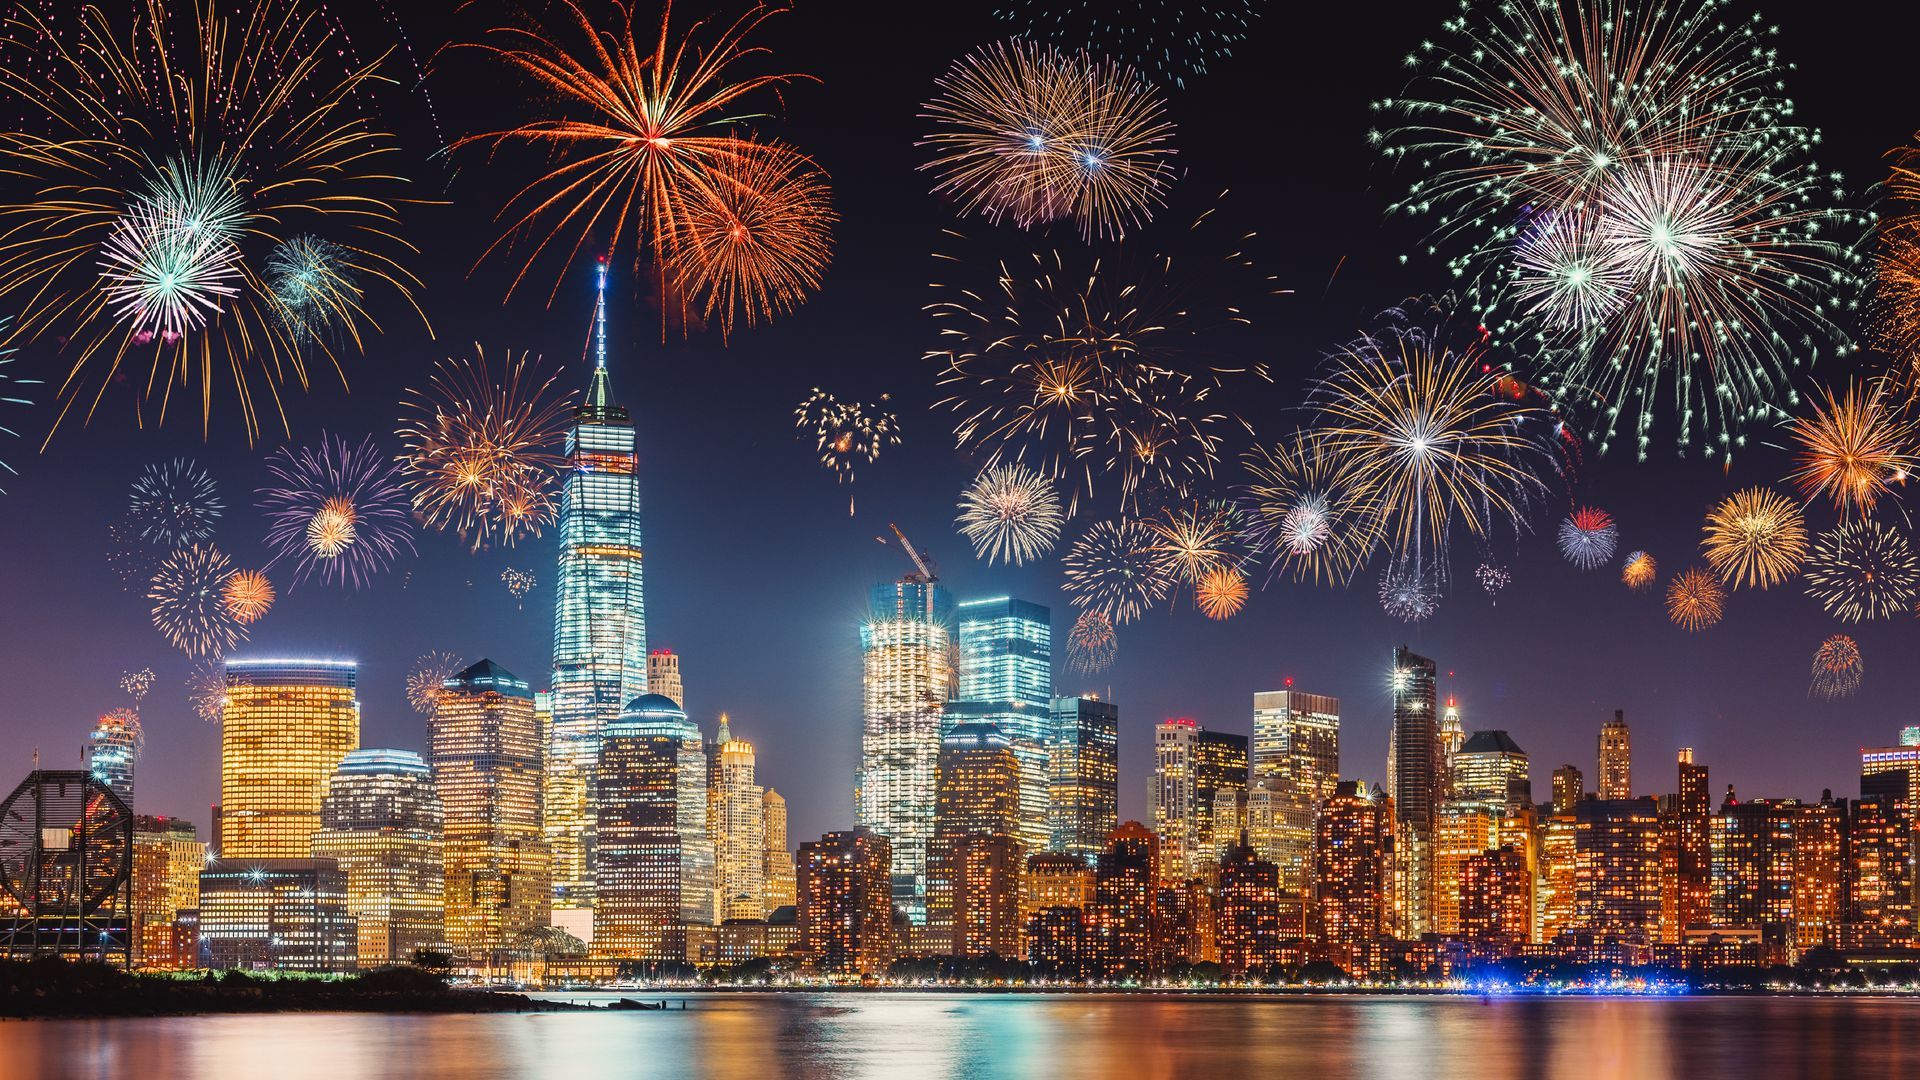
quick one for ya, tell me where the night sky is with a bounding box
[3,0,1918,849]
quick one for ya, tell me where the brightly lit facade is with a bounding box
[198,858,355,972]
[88,709,142,809]
[857,576,953,924]
[798,827,894,978]
[550,261,649,926]
[219,659,360,859]
[647,649,683,707]
[1599,711,1632,799]
[1387,646,1437,939]
[596,693,714,961]
[926,723,1022,951]
[713,731,767,922]
[1153,719,1248,879]
[1451,730,1531,812]
[1048,696,1118,859]
[946,596,1053,858]
[312,748,445,967]
[1250,688,1338,896]
[131,815,202,970]
[763,788,797,913]
[430,660,549,961]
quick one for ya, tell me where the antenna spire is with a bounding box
[595,259,608,370]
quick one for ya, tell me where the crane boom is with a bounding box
[888,522,937,582]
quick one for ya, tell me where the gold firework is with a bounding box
[1146,500,1240,585]
[455,0,814,306]
[307,497,359,558]
[220,569,275,624]
[1874,135,1920,395]
[1785,380,1913,517]
[1195,565,1248,620]
[670,141,835,338]
[1700,487,1808,590]
[1242,432,1382,587]
[1666,566,1726,632]
[1621,550,1658,592]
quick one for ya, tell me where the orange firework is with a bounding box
[1700,487,1807,590]
[1195,565,1248,620]
[1666,566,1726,632]
[1621,550,1657,591]
[456,0,818,307]
[221,569,275,624]
[1873,135,1920,395]
[1786,379,1913,517]
[670,141,835,337]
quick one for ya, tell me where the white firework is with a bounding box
[956,462,1065,566]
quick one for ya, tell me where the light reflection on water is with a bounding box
[4,993,1918,1079]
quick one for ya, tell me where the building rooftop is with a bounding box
[1460,729,1525,756]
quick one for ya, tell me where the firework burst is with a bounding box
[1476,562,1511,600]
[259,433,414,588]
[186,659,227,723]
[1242,433,1382,587]
[407,651,464,716]
[919,39,1175,240]
[1785,380,1913,518]
[398,348,575,550]
[266,235,363,346]
[956,463,1065,566]
[669,141,835,338]
[1872,133,1920,395]
[1558,507,1619,570]
[1621,550,1658,591]
[502,567,535,607]
[1195,564,1248,620]
[794,389,900,513]
[926,215,1275,515]
[148,543,245,657]
[454,0,813,307]
[1803,520,1920,622]
[1061,517,1172,625]
[129,458,224,548]
[1379,564,1439,623]
[221,569,275,625]
[1373,0,1864,461]
[1810,635,1864,700]
[0,0,423,442]
[1309,314,1554,576]
[1665,566,1725,632]
[1701,487,1808,590]
[994,1,1258,90]
[1065,608,1118,675]
[1146,500,1247,586]
[118,668,155,704]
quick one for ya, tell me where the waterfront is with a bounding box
[4,993,1919,1078]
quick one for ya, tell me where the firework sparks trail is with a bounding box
[1666,566,1726,631]
[148,543,246,657]
[1803,520,1920,622]
[794,389,899,514]
[1558,506,1619,570]
[1061,517,1172,625]
[407,650,464,716]
[1809,635,1863,699]
[258,433,415,588]
[956,463,1065,566]
[1701,487,1807,590]
[1065,608,1118,674]
[129,458,224,548]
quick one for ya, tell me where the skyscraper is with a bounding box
[130,816,202,970]
[647,649,683,708]
[947,596,1053,858]
[549,261,649,928]
[595,693,714,961]
[1573,797,1662,939]
[198,858,356,972]
[1153,720,1249,878]
[1438,697,1465,794]
[1048,695,1119,859]
[1387,646,1438,939]
[857,575,953,924]
[1450,730,1531,811]
[712,725,766,922]
[219,659,360,859]
[1598,711,1632,799]
[1216,840,1282,974]
[1250,688,1339,897]
[87,709,142,809]
[762,788,797,913]
[1312,782,1393,978]
[798,828,895,978]
[430,660,549,962]
[1087,822,1159,978]
[1673,749,1712,938]
[312,748,445,967]
[926,723,1022,953]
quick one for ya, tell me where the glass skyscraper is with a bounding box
[312,748,445,967]
[947,596,1053,858]
[549,261,648,930]
[87,708,143,809]
[1049,695,1119,858]
[858,576,953,924]
[595,693,714,961]
[219,659,360,859]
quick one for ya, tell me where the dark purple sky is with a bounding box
[3,0,1917,847]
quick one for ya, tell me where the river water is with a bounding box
[3,992,1917,1078]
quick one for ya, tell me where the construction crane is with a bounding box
[886,522,937,583]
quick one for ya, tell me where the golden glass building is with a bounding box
[762,788,797,913]
[712,729,766,922]
[131,815,204,970]
[857,577,953,925]
[1048,696,1118,859]
[429,660,550,962]
[1250,688,1339,900]
[219,659,360,859]
[312,748,446,967]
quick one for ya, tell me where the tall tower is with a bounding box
[947,596,1053,858]
[712,726,766,922]
[219,659,360,859]
[1387,645,1438,938]
[1598,711,1632,799]
[312,748,446,967]
[925,722,1022,952]
[1250,687,1339,896]
[430,660,550,961]
[549,260,648,929]
[88,709,144,809]
[647,649,683,708]
[595,693,714,961]
[1048,695,1119,859]
[762,788,797,912]
[857,575,954,925]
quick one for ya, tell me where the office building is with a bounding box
[1711,792,1800,957]
[1671,749,1712,940]
[647,648,683,708]
[926,723,1022,952]
[711,726,766,922]
[1153,719,1248,879]
[88,709,143,809]
[1598,711,1632,799]
[430,660,549,961]
[857,576,953,924]
[763,788,797,913]
[311,749,445,967]
[947,596,1053,860]
[1573,798,1662,939]
[798,828,895,978]
[1250,688,1339,898]
[1049,695,1119,860]
[596,693,715,961]
[1450,730,1530,812]
[1087,822,1158,978]
[1793,794,1845,952]
[131,816,203,970]
[1216,840,1282,974]
[198,858,355,972]
[1387,646,1438,939]
[549,262,649,927]
[1312,782,1392,978]
[1460,846,1532,951]
[219,659,360,859]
